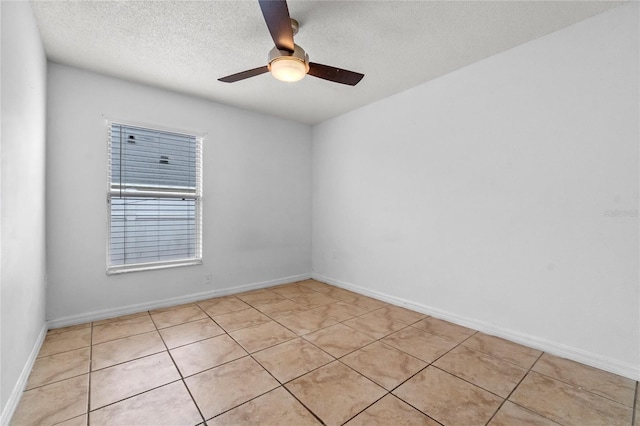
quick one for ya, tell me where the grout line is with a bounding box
[280,385,327,425]
[151,315,212,331]
[232,303,371,425]
[178,353,252,380]
[153,315,208,425]
[91,329,158,347]
[90,352,167,373]
[329,331,447,425]
[453,334,542,371]
[194,322,290,423]
[35,344,92,360]
[86,321,93,426]
[87,379,184,413]
[484,350,545,425]
[340,392,390,425]
[23,370,91,392]
[160,332,227,351]
[386,392,446,426]
[314,320,435,419]
[91,311,151,327]
[632,381,638,426]
[527,360,638,409]
[203,384,297,424]
[379,330,483,421]
[530,368,636,408]
[248,352,291,387]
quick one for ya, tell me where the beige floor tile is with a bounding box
[412,317,477,343]
[272,282,306,289]
[46,323,91,336]
[370,305,426,325]
[297,280,333,293]
[323,287,362,301]
[276,310,337,335]
[463,333,542,369]
[89,381,202,426]
[434,345,527,398]
[532,353,636,407]
[170,334,247,377]
[343,312,407,339]
[289,292,339,309]
[91,331,165,370]
[343,295,388,312]
[229,321,297,353]
[185,356,279,420]
[90,352,180,410]
[381,326,457,363]
[309,301,368,322]
[394,366,503,425]
[341,341,427,390]
[212,307,271,332]
[150,305,207,329]
[206,387,320,426]
[149,302,196,313]
[635,390,639,426]
[38,328,91,358]
[54,414,87,426]
[26,347,90,390]
[271,284,316,299]
[286,361,386,426]
[234,289,285,305]
[253,338,334,383]
[488,401,560,426]
[11,374,88,426]
[92,315,156,345]
[159,317,224,349]
[510,372,632,426]
[345,394,439,426]
[329,290,364,304]
[303,323,375,358]
[251,298,307,318]
[197,296,250,316]
[92,311,150,326]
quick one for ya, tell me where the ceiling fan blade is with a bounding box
[258,0,295,52]
[218,66,269,83]
[308,62,364,86]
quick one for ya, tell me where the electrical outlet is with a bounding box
[204,273,213,285]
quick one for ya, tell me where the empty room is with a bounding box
[1,0,638,425]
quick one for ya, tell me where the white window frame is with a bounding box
[106,119,203,274]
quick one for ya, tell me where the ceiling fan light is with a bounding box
[270,57,307,82]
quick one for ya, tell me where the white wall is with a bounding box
[312,3,639,379]
[46,64,312,321]
[1,0,48,418]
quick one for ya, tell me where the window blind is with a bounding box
[108,123,202,272]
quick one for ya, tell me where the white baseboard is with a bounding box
[313,273,640,381]
[1,323,47,426]
[48,273,311,329]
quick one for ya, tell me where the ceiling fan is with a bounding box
[218,0,364,86]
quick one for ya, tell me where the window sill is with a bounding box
[107,258,202,275]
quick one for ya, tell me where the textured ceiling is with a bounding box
[30,1,623,124]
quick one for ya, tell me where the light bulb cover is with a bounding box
[270,57,307,82]
[268,44,310,83]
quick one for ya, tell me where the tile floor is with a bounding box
[10,279,639,426]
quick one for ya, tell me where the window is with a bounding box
[107,122,202,273]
